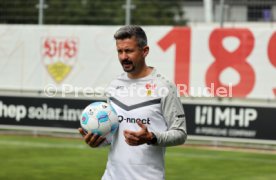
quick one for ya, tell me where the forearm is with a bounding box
[153,129,187,147]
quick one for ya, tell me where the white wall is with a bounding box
[182,6,205,22]
[214,4,247,22]
[184,4,276,23]
[273,5,276,21]
[228,6,247,22]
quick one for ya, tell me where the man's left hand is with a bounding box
[123,121,153,146]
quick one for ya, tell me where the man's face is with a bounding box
[116,36,149,73]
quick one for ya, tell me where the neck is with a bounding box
[127,66,153,79]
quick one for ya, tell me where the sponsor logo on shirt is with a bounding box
[115,86,125,90]
[118,115,150,124]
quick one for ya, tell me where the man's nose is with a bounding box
[120,52,128,60]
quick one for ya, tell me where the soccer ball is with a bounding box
[80,102,119,146]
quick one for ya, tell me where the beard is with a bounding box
[121,59,135,72]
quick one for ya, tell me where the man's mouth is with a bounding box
[122,64,132,70]
[121,60,134,72]
[122,60,133,65]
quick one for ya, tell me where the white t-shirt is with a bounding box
[102,68,187,180]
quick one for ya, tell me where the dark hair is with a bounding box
[114,25,147,48]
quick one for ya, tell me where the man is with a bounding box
[79,25,187,180]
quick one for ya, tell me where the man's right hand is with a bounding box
[78,128,106,148]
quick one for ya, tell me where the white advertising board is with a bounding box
[0,25,276,99]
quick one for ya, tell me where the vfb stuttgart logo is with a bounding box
[42,37,79,83]
[145,82,156,96]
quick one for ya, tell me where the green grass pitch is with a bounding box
[0,134,276,180]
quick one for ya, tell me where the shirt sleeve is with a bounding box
[152,82,187,146]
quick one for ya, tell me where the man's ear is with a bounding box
[143,46,149,58]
